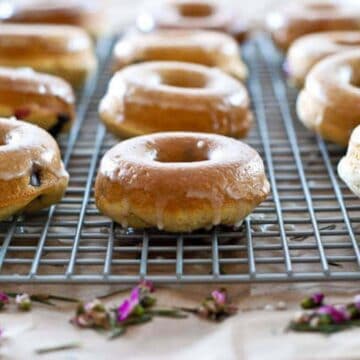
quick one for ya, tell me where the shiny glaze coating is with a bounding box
[297,49,360,146]
[0,24,97,87]
[99,61,252,138]
[1,0,107,38]
[113,30,247,80]
[0,67,75,132]
[95,132,270,232]
[286,31,360,87]
[338,125,360,197]
[266,1,360,51]
[136,0,248,42]
[0,118,69,220]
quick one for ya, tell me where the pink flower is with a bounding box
[301,292,324,309]
[317,305,348,324]
[198,289,237,321]
[211,290,226,306]
[15,293,31,311]
[0,292,9,303]
[71,299,110,329]
[117,287,140,322]
[0,292,9,310]
[139,280,155,293]
[311,293,324,306]
[354,295,360,310]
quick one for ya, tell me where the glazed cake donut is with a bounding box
[1,0,107,38]
[99,61,252,138]
[0,24,97,88]
[137,0,248,42]
[286,31,360,87]
[338,126,360,197]
[0,118,69,221]
[113,30,247,81]
[297,49,360,146]
[95,132,270,232]
[0,67,75,135]
[266,1,360,51]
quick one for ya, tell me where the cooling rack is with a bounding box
[0,33,360,284]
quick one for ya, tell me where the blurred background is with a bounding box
[0,0,309,33]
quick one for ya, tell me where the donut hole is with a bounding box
[176,2,214,17]
[160,69,207,88]
[151,138,210,163]
[29,166,41,187]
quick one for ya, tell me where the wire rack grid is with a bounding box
[0,34,360,284]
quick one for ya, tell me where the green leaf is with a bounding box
[47,295,80,303]
[108,326,126,340]
[147,308,188,318]
[121,313,153,326]
[289,322,351,334]
[175,307,198,314]
[35,341,81,354]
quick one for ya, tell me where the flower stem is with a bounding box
[35,341,81,354]
[147,308,188,318]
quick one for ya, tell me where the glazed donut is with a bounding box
[1,0,107,38]
[286,31,360,87]
[95,132,270,232]
[0,118,69,221]
[99,61,252,138]
[338,126,360,197]
[113,30,247,81]
[266,1,360,51]
[137,0,248,42]
[0,67,75,135]
[0,24,97,88]
[297,49,360,146]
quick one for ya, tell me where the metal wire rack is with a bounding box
[1,34,360,284]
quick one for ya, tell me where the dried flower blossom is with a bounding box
[301,292,324,309]
[211,290,226,306]
[197,288,237,322]
[71,299,110,329]
[15,293,32,311]
[0,292,9,310]
[289,293,360,334]
[117,287,142,322]
[353,294,360,311]
[317,305,349,324]
[138,280,155,293]
[71,282,186,339]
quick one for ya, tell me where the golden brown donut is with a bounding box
[297,49,360,146]
[99,61,252,138]
[338,125,360,197]
[137,0,248,42]
[266,1,360,51]
[113,30,247,81]
[95,132,270,232]
[1,0,107,38]
[286,31,360,87]
[0,23,97,88]
[0,67,75,135]
[0,117,69,220]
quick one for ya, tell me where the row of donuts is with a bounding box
[266,0,360,199]
[0,0,110,220]
[0,0,271,232]
[95,1,270,232]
